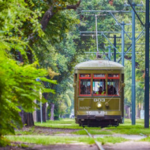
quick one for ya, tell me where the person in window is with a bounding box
[108,85,117,95]
[102,89,106,95]
[86,86,91,94]
[98,86,103,94]
[108,85,111,95]
[80,84,86,94]
[110,85,117,95]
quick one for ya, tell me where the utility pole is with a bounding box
[126,1,143,125]
[128,0,149,128]
[108,46,111,60]
[144,0,149,128]
[131,3,136,125]
[121,22,125,66]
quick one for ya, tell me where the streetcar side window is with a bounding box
[80,80,91,94]
[107,74,120,96]
[79,74,91,96]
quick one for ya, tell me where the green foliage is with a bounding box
[0,0,57,145]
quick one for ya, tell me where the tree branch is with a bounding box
[41,0,81,31]
[41,6,54,31]
[66,0,81,10]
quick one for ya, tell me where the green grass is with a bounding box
[34,119,150,136]
[105,124,150,135]
[13,118,150,138]
[96,136,128,145]
[35,119,82,129]
[6,135,128,145]
[6,136,95,145]
[6,118,150,146]
[73,129,112,135]
[141,136,150,142]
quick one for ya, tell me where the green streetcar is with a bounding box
[74,59,125,127]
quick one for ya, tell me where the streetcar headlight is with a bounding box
[97,102,102,108]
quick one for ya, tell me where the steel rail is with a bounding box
[84,128,105,150]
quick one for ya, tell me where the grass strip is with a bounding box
[96,136,128,145]
[105,124,150,135]
[6,136,95,145]
[35,120,82,129]
[140,136,150,142]
[73,129,112,135]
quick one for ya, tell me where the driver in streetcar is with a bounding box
[98,86,103,94]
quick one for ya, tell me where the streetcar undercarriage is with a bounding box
[76,115,122,127]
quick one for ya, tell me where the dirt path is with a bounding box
[0,144,98,150]
[1,142,150,150]
[103,141,150,150]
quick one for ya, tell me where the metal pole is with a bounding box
[108,46,111,60]
[144,0,149,128]
[39,89,43,123]
[114,35,116,62]
[132,3,136,125]
[122,22,125,66]
[95,15,98,52]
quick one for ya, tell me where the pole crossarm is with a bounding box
[109,12,131,39]
[127,0,145,26]
[117,28,145,63]
[81,10,145,13]
[80,31,121,34]
[101,32,120,54]
[80,31,146,34]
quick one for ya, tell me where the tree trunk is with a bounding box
[50,103,55,120]
[19,108,34,126]
[22,112,34,126]
[42,103,47,122]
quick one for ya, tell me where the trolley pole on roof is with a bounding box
[144,0,149,128]
[114,35,116,62]
[131,3,136,125]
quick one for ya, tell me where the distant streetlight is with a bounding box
[39,89,43,124]
[36,78,43,124]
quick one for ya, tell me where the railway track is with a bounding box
[84,128,105,150]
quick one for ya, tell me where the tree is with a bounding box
[0,0,58,145]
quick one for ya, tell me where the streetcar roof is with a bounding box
[75,59,124,70]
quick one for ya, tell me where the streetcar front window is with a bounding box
[93,74,106,96]
[93,79,106,95]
